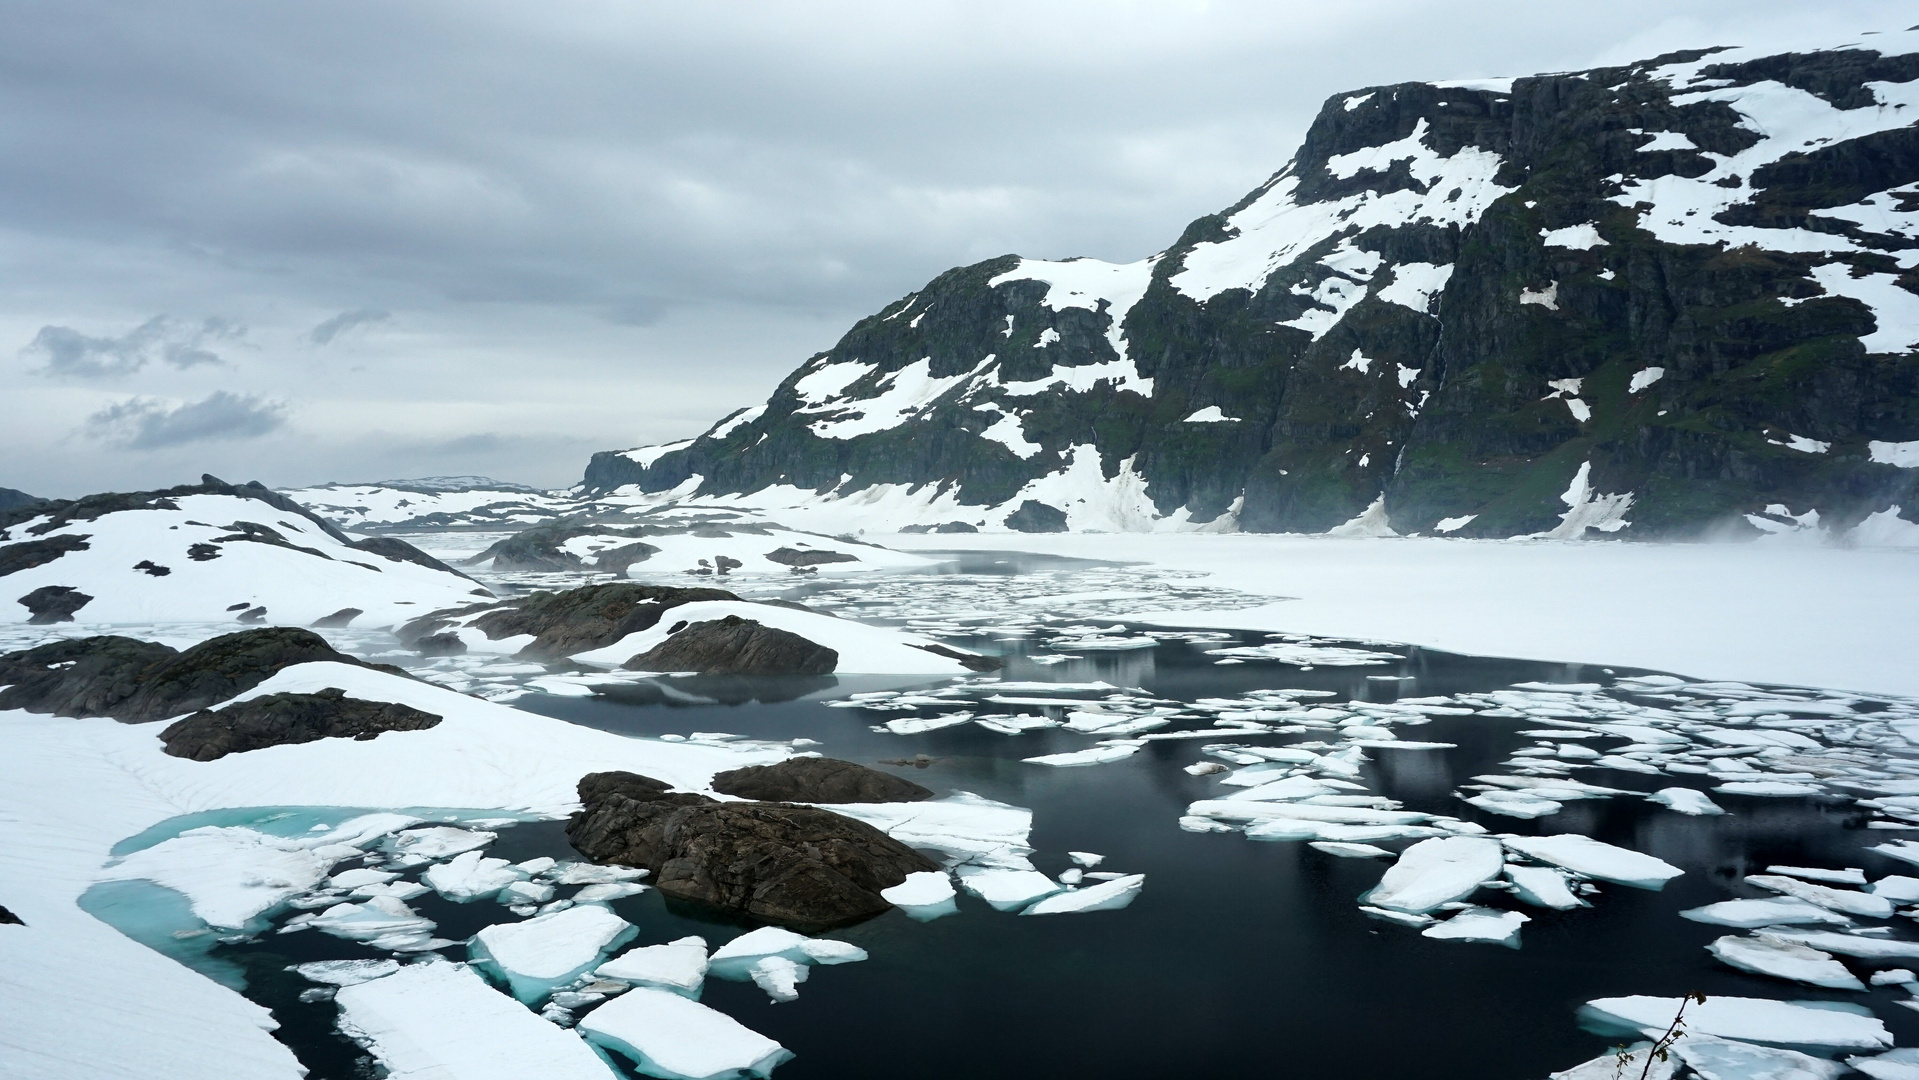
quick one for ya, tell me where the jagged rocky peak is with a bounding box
[582,32,1919,544]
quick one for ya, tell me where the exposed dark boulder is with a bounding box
[567,770,939,929]
[133,560,171,577]
[18,585,92,624]
[311,607,363,628]
[158,687,442,761]
[345,535,477,582]
[914,642,1003,672]
[400,582,740,659]
[0,635,176,717]
[712,757,934,803]
[594,541,662,577]
[763,546,858,567]
[0,904,21,926]
[933,522,979,533]
[622,615,838,676]
[1005,500,1069,533]
[0,534,90,577]
[413,632,467,657]
[0,627,390,722]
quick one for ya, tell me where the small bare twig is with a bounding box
[1611,992,1706,1080]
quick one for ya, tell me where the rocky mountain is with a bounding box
[581,32,1919,542]
[282,477,577,533]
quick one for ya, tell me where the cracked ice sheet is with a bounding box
[1582,995,1891,1051]
[0,661,785,1080]
[335,961,619,1080]
[883,532,1919,697]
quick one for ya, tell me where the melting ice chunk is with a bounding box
[1421,906,1528,947]
[1506,865,1583,910]
[308,896,437,951]
[469,905,637,1003]
[748,956,807,1003]
[387,826,495,860]
[290,959,400,987]
[881,869,957,922]
[598,936,709,997]
[1021,874,1145,915]
[424,850,525,902]
[1581,995,1891,1050]
[708,926,867,980]
[1647,787,1725,816]
[336,962,619,1080]
[1851,1048,1919,1080]
[957,866,1063,910]
[1678,898,1852,929]
[1675,1034,1848,1080]
[1360,836,1504,914]
[1744,875,1893,919]
[1707,933,1867,990]
[579,987,792,1080]
[1501,835,1682,889]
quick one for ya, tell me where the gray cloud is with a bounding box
[26,316,242,378]
[309,307,391,345]
[85,391,287,449]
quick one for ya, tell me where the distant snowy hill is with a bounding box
[0,477,491,627]
[581,32,1919,542]
[281,477,576,532]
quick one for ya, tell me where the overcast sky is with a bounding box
[3,0,1909,497]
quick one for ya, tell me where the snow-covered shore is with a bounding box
[888,533,1919,697]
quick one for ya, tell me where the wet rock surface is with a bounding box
[0,627,392,722]
[712,757,934,804]
[622,615,838,676]
[567,770,939,929]
[158,687,442,761]
[399,582,739,660]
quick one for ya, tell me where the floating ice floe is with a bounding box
[1769,866,1867,886]
[336,961,620,1080]
[1674,1034,1849,1080]
[1311,842,1392,859]
[308,895,439,951]
[1647,787,1726,815]
[1022,874,1145,915]
[1422,906,1528,947]
[423,850,525,902]
[470,905,638,1003]
[1582,995,1891,1050]
[1762,930,1919,961]
[99,825,338,929]
[1360,836,1504,914]
[1852,1048,1919,1080]
[1870,876,1919,903]
[1464,790,1563,819]
[1678,898,1853,928]
[1501,835,1682,889]
[1547,1041,1677,1080]
[1506,865,1583,910]
[1744,874,1893,919]
[597,936,709,997]
[291,958,401,987]
[957,867,1063,911]
[579,987,792,1080]
[1707,933,1867,989]
[388,826,496,861]
[881,870,958,918]
[1024,745,1140,767]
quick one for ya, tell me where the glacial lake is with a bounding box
[88,604,1919,1080]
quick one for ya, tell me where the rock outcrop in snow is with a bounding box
[580,34,1919,541]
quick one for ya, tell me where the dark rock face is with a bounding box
[712,757,934,803]
[0,627,381,722]
[578,41,1919,540]
[344,535,471,579]
[133,560,171,577]
[311,607,363,628]
[400,582,739,660]
[622,615,838,676]
[18,585,92,623]
[913,642,1003,672]
[0,904,21,926]
[763,546,858,567]
[158,687,442,761]
[0,636,176,717]
[1004,500,1069,533]
[0,488,44,513]
[567,770,939,929]
[0,535,91,577]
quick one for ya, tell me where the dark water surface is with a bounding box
[103,621,1919,1080]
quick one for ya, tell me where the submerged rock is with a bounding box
[0,627,392,722]
[711,758,933,804]
[622,615,838,676]
[567,770,938,929]
[399,582,739,660]
[158,687,442,761]
[18,584,93,623]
